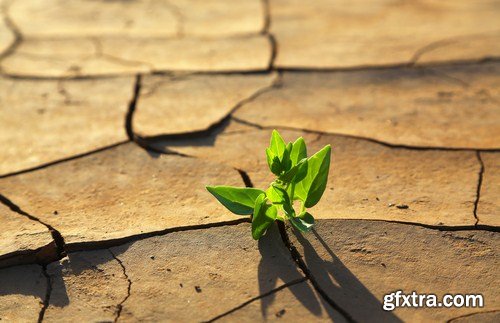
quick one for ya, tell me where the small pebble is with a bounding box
[150,255,155,260]
[396,204,409,209]
[275,309,286,318]
[53,211,58,215]
[195,286,202,293]
[388,203,395,207]
[179,283,183,288]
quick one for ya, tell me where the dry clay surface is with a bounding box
[0,0,499,76]
[0,225,343,322]
[0,0,499,322]
[151,121,481,227]
[286,219,500,322]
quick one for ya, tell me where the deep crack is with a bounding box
[125,74,142,141]
[132,72,282,155]
[109,249,132,323]
[277,221,355,322]
[204,277,308,322]
[236,168,254,188]
[38,264,52,323]
[473,151,485,226]
[0,193,66,265]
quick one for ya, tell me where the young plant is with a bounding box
[206,130,331,240]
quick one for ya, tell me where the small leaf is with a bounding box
[206,186,265,215]
[280,158,308,183]
[290,137,307,165]
[294,145,332,208]
[252,194,277,240]
[290,212,315,232]
[271,185,294,217]
[269,130,286,160]
[294,158,309,183]
[282,142,293,171]
[266,148,283,176]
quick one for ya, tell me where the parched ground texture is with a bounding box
[0,0,499,322]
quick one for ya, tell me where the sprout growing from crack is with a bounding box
[206,130,331,239]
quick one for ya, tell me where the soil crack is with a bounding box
[0,0,22,64]
[131,72,282,155]
[277,222,355,322]
[261,0,277,70]
[231,117,500,152]
[204,277,307,322]
[109,249,132,323]
[473,151,484,226]
[0,193,66,264]
[37,264,52,323]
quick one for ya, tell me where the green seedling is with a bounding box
[206,130,331,240]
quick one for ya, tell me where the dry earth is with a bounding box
[0,0,499,322]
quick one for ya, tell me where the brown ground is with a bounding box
[0,0,499,322]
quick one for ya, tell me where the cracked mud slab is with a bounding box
[9,0,264,37]
[287,219,499,322]
[234,63,500,149]
[0,202,54,268]
[110,224,306,321]
[217,280,346,322]
[134,73,277,136]
[272,0,500,68]
[36,224,314,321]
[2,36,270,77]
[1,0,270,76]
[0,143,245,247]
[0,264,46,322]
[43,250,128,322]
[477,152,500,227]
[0,77,133,176]
[151,121,479,227]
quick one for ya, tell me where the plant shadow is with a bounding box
[291,227,403,323]
[256,223,338,320]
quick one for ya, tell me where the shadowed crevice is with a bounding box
[204,277,308,322]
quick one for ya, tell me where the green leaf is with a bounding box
[282,142,293,171]
[206,186,265,215]
[251,194,277,240]
[269,130,286,160]
[270,185,294,217]
[289,211,315,232]
[294,145,332,208]
[281,158,308,184]
[290,137,307,165]
[266,148,283,176]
